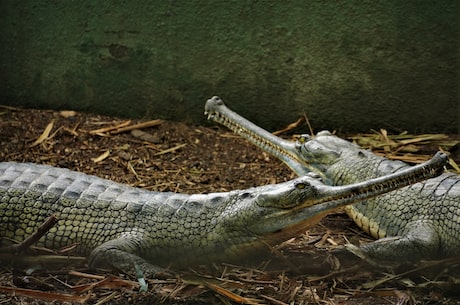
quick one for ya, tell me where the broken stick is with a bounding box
[110,119,162,134]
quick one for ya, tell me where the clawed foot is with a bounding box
[332,243,404,269]
[131,261,176,280]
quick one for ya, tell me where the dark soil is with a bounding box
[0,105,459,305]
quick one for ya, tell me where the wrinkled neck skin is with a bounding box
[180,177,326,264]
[224,175,376,246]
[296,131,410,185]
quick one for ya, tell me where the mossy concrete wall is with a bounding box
[0,1,458,133]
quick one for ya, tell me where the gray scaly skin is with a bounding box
[0,156,446,275]
[205,96,459,262]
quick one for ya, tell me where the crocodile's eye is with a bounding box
[297,134,311,144]
[295,182,310,189]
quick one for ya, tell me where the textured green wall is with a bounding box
[0,1,458,133]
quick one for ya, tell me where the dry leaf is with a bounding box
[273,117,304,136]
[91,150,110,163]
[205,282,261,305]
[127,161,139,179]
[449,158,460,174]
[30,120,54,147]
[154,143,187,156]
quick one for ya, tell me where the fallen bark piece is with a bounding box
[130,129,161,143]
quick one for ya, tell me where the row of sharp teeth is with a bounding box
[319,166,436,206]
[205,111,303,165]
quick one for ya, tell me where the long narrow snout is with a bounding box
[205,96,317,176]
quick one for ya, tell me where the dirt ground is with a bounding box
[0,105,459,305]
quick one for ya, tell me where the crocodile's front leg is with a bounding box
[344,220,440,263]
[88,231,169,277]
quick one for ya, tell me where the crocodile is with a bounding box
[205,96,460,262]
[0,156,446,275]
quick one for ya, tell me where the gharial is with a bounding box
[205,95,459,263]
[0,150,446,275]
